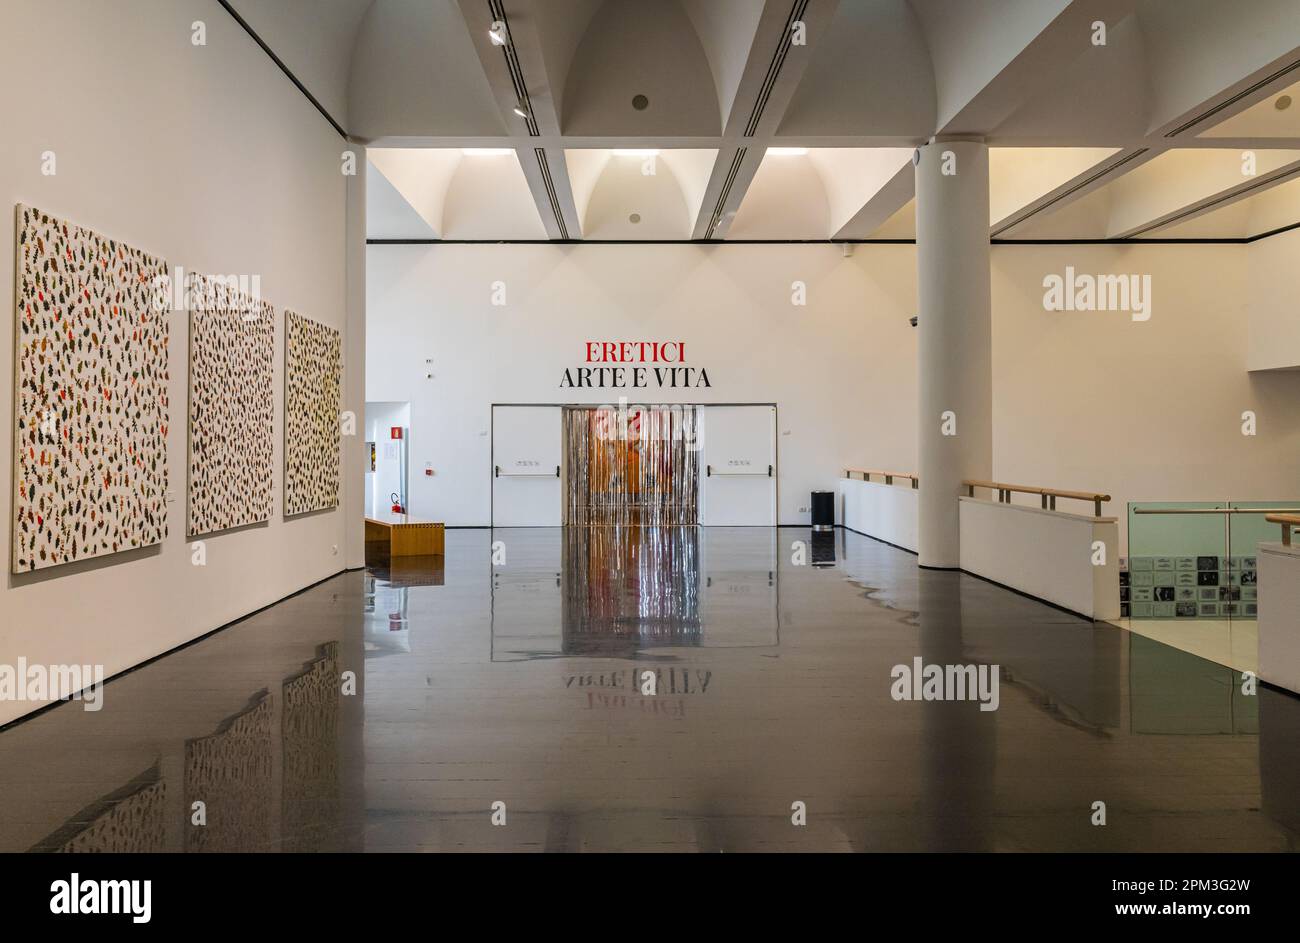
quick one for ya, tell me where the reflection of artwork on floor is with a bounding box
[186,272,275,536]
[28,762,167,853]
[282,642,340,852]
[12,204,170,572]
[283,311,341,516]
[185,691,274,852]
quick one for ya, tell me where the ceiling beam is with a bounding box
[1108,153,1300,238]
[990,147,1156,237]
[454,0,582,238]
[933,0,1141,137]
[832,162,914,239]
[691,0,841,239]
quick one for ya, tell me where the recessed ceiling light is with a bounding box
[1277,94,1293,111]
[488,20,507,45]
[632,94,649,111]
[768,147,809,156]
[462,148,512,156]
[612,149,659,157]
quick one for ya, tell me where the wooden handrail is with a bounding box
[963,478,1111,517]
[845,469,919,488]
[1267,513,1300,546]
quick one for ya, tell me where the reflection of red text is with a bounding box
[586,692,686,718]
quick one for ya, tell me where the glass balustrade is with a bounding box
[1125,500,1299,622]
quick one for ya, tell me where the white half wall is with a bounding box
[839,478,919,553]
[1258,542,1300,695]
[959,498,1120,620]
[0,0,354,726]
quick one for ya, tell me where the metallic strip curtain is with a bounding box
[563,406,699,526]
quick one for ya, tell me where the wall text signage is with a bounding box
[560,341,712,388]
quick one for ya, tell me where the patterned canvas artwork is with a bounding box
[283,311,341,516]
[187,272,275,536]
[12,204,170,573]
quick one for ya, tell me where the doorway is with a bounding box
[563,404,701,526]
[490,403,777,527]
[364,401,410,518]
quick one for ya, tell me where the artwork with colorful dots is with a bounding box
[283,310,341,516]
[12,204,170,573]
[186,272,275,537]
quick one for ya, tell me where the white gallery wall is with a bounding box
[368,240,1300,546]
[993,242,1300,546]
[366,243,920,526]
[0,0,355,726]
[1247,227,1300,372]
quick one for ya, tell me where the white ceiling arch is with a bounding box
[565,149,718,238]
[367,148,546,239]
[222,0,1300,242]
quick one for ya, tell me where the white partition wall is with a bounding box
[700,406,777,526]
[1258,541,1300,695]
[958,498,1121,620]
[492,406,563,526]
[839,477,919,553]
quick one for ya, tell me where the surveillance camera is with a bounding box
[908,315,918,327]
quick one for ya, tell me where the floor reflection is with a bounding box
[0,527,1297,852]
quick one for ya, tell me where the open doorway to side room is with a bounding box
[364,402,411,519]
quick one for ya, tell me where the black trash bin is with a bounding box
[811,490,835,532]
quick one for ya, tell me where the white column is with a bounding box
[914,140,992,568]
[343,142,368,570]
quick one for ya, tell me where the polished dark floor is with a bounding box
[2,527,1297,852]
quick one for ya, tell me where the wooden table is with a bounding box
[364,514,445,556]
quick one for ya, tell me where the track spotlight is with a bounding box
[488,20,507,46]
[512,104,529,119]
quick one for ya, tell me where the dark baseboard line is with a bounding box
[368,223,1300,247]
[0,567,350,735]
[839,523,920,557]
[839,524,1095,622]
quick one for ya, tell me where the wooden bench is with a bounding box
[364,514,445,557]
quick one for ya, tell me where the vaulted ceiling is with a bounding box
[227,0,1300,242]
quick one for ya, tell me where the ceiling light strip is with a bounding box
[1124,163,1300,237]
[706,147,748,239]
[1165,55,1300,137]
[534,148,569,240]
[989,147,1150,237]
[488,0,539,136]
[743,0,810,138]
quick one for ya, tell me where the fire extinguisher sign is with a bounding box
[390,427,403,440]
